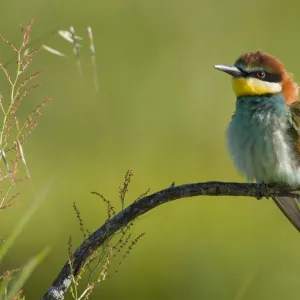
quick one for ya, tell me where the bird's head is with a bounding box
[214,51,298,104]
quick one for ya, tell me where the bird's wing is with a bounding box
[272,101,300,232]
[289,101,300,137]
[289,101,300,164]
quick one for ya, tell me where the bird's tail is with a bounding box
[272,197,300,232]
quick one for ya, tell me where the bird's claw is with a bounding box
[257,182,269,200]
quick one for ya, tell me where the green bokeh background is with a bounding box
[1,0,300,299]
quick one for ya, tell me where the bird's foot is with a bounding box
[257,182,269,200]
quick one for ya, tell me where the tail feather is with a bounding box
[272,197,300,232]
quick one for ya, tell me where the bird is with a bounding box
[214,51,300,231]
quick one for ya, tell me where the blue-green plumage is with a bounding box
[215,51,300,231]
[227,94,300,186]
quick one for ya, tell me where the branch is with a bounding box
[41,181,298,300]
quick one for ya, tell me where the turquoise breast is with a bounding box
[227,94,300,186]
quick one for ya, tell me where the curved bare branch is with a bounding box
[41,181,297,300]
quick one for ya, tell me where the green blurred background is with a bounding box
[1,0,300,299]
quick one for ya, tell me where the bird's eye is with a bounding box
[256,71,265,79]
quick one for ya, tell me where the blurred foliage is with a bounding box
[1,0,300,299]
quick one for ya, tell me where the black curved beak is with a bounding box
[214,65,244,77]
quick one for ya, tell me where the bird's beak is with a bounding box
[214,64,244,77]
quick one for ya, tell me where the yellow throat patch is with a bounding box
[232,77,282,97]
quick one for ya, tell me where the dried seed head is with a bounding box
[23,17,35,47]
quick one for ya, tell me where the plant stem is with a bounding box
[0,48,23,149]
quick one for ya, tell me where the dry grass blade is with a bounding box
[69,26,80,57]
[70,26,83,82]
[42,45,66,57]
[16,140,30,179]
[87,26,98,92]
[58,30,82,43]
[1,149,10,173]
[87,26,95,56]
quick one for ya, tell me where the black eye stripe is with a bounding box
[249,71,282,82]
[237,68,282,82]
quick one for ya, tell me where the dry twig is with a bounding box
[41,181,298,300]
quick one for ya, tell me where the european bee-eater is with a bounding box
[214,51,300,231]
